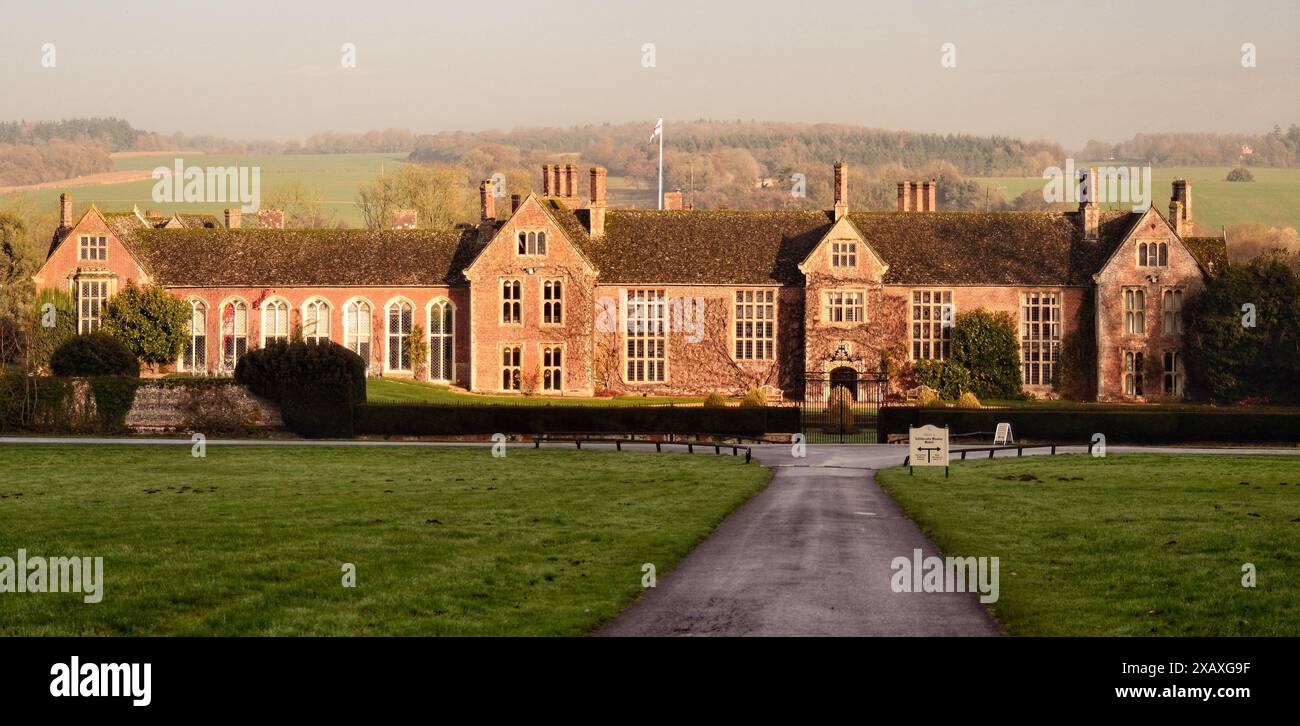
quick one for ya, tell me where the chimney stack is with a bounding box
[1169,179,1192,236]
[541,165,552,196]
[833,162,848,220]
[589,166,607,238]
[921,180,937,212]
[663,190,684,210]
[565,164,578,202]
[896,182,912,212]
[224,208,242,229]
[59,193,73,228]
[550,165,562,197]
[479,180,495,222]
[511,194,522,214]
[1078,168,1099,241]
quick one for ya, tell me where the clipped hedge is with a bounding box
[0,372,138,433]
[50,333,140,377]
[354,404,799,437]
[235,341,365,438]
[879,406,1300,444]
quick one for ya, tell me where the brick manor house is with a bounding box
[34,163,1226,401]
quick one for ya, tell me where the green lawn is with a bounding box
[366,377,720,407]
[973,165,1300,231]
[877,454,1300,636]
[0,444,769,635]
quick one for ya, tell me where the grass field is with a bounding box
[877,454,1300,636]
[365,378,722,406]
[0,444,770,635]
[973,165,1300,232]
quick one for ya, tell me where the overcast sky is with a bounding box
[3,0,1298,147]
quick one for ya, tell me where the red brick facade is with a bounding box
[33,165,1224,402]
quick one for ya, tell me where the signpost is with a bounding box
[908,424,949,477]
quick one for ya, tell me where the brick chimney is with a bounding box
[921,180,937,212]
[391,209,417,229]
[565,164,578,199]
[833,162,848,220]
[896,182,912,212]
[511,194,522,214]
[589,166,607,238]
[663,190,684,210]
[1078,168,1100,241]
[258,209,284,229]
[479,180,495,222]
[1169,179,1193,236]
[224,208,242,229]
[59,193,73,228]
[541,165,552,196]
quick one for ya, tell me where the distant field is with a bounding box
[973,166,1300,232]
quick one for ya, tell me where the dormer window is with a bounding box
[517,231,547,256]
[831,242,857,268]
[1138,241,1168,267]
[79,236,107,261]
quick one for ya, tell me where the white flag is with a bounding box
[650,117,662,142]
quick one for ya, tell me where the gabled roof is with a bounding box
[1182,236,1228,274]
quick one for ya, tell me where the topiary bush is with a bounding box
[912,359,971,400]
[50,333,140,377]
[951,309,1023,399]
[235,340,366,437]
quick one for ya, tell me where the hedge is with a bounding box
[235,341,365,438]
[0,372,139,433]
[354,404,799,437]
[879,406,1300,444]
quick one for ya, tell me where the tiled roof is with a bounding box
[1183,236,1228,273]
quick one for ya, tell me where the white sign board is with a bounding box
[993,423,1013,445]
[908,425,949,467]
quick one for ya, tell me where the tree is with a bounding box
[950,309,1023,398]
[405,323,428,381]
[263,181,338,228]
[100,282,190,372]
[0,211,40,364]
[355,163,474,229]
[1183,255,1300,403]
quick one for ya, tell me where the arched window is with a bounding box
[344,299,373,371]
[220,299,249,369]
[536,231,547,255]
[502,280,521,324]
[501,346,521,390]
[543,280,563,324]
[429,299,454,382]
[516,230,547,255]
[182,299,207,372]
[543,346,562,391]
[387,300,413,371]
[303,298,331,343]
[1124,289,1145,334]
[262,298,290,345]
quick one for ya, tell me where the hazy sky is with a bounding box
[3,0,1298,147]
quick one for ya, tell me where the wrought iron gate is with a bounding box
[797,370,884,443]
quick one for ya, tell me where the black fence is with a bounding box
[797,371,885,443]
[880,406,1300,445]
[354,403,800,437]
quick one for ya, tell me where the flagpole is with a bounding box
[657,120,664,210]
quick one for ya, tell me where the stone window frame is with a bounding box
[830,241,857,269]
[1161,287,1184,336]
[623,288,668,384]
[516,230,548,256]
[911,289,954,361]
[427,297,455,383]
[302,297,332,344]
[78,235,107,262]
[72,273,113,334]
[1162,349,1183,398]
[384,296,416,374]
[541,279,564,326]
[180,296,208,373]
[342,296,375,372]
[823,288,866,326]
[541,343,564,392]
[500,278,523,325]
[1020,290,1061,386]
[500,343,523,392]
[1137,240,1169,268]
[732,288,776,361]
[1123,287,1146,335]
[217,296,251,372]
[260,296,292,347]
[1123,350,1145,397]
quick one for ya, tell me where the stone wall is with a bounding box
[125,381,282,433]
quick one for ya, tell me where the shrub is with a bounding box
[50,333,139,377]
[702,392,728,407]
[917,388,941,407]
[951,309,1022,398]
[956,391,982,409]
[1226,166,1255,182]
[739,386,766,407]
[27,288,76,370]
[912,359,971,400]
[100,282,190,370]
[1055,288,1097,400]
[87,376,141,432]
[235,340,366,437]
